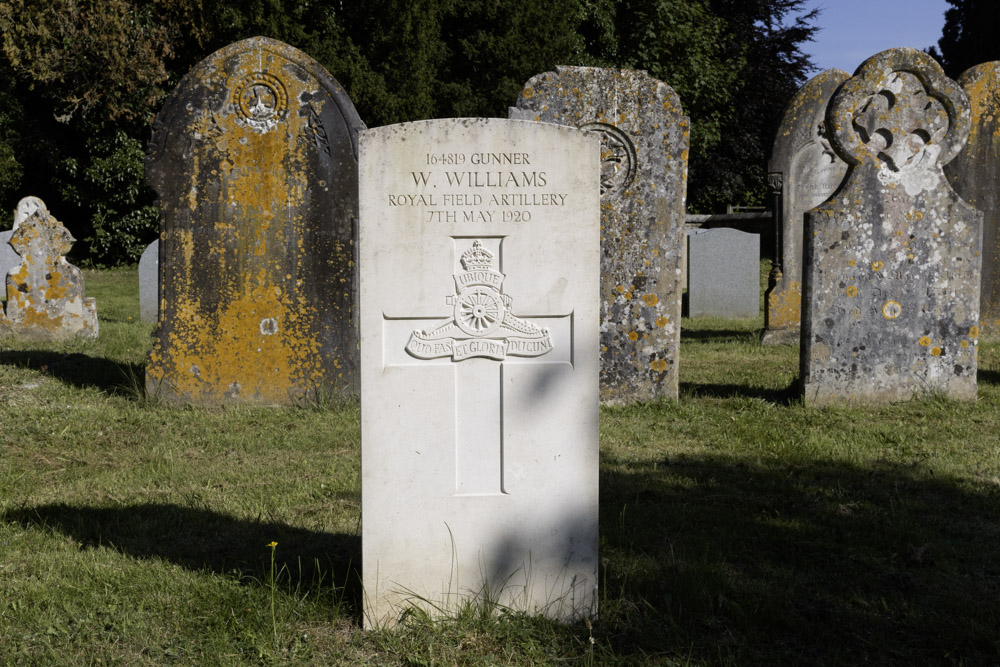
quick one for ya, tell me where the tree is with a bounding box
[929,0,1000,79]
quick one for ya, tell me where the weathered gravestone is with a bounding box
[945,62,1000,337]
[687,227,759,318]
[763,69,850,344]
[510,67,688,403]
[138,240,158,323]
[145,37,364,405]
[360,118,600,627]
[801,48,981,406]
[0,196,46,283]
[1,196,98,340]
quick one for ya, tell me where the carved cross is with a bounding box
[383,238,573,495]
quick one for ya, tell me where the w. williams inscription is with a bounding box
[386,150,571,225]
[405,240,553,361]
[360,118,599,628]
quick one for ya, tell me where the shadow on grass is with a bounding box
[978,368,1000,386]
[3,503,362,620]
[679,379,799,404]
[0,350,143,397]
[680,327,762,343]
[598,454,1000,663]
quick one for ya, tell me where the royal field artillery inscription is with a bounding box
[360,119,599,627]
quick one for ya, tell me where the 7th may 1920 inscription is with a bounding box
[388,151,570,224]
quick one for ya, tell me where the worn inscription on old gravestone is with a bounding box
[802,48,981,406]
[763,69,850,344]
[945,62,1000,337]
[145,37,365,405]
[360,119,600,627]
[510,67,688,403]
[0,197,98,340]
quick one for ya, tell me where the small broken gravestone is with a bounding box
[687,227,760,318]
[763,69,850,343]
[801,48,981,406]
[510,66,688,403]
[1,196,98,340]
[360,118,600,627]
[944,61,1000,337]
[145,36,365,405]
[138,240,158,323]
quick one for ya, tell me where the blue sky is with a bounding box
[795,0,951,74]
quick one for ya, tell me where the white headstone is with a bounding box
[359,118,600,628]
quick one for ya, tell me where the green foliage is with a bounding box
[0,0,821,262]
[929,0,1000,78]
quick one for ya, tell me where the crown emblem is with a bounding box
[460,240,494,271]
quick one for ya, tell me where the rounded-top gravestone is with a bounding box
[944,61,1000,337]
[145,36,365,405]
[510,66,689,403]
[801,48,981,406]
[763,69,850,344]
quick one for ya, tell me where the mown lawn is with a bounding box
[1,267,999,664]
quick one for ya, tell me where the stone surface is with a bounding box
[687,228,760,318]
[945,62,1000,337]
[1,197,98,340]
[145,37,365,405]
[510,66,688,403]
[801,48,981,406]
[360,118,600,627]
[763,69,850,344]
[0,230,17,283]
[138,240,158,323]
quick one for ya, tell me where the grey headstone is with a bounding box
[763,69,850,344]
[144,37,365,405]
[687,228,760,318]
[510,67,689,403]
[0,230,17,284]
[944,62,1000,337]
[801,48,981,406]
[138,239,158,323]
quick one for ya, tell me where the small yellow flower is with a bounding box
[266,541,278,548]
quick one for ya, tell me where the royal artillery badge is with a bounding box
[405,240,554,361]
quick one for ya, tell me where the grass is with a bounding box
[1,266,999,664]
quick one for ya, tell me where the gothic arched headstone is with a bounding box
[801,48,981,406]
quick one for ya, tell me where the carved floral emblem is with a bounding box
[233,72,288,132]
[579,122,637,199]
